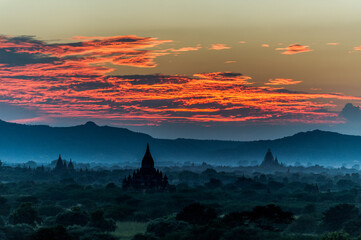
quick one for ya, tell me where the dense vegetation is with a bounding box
[0,164,360,239]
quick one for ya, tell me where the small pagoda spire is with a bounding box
[68,158,74,170]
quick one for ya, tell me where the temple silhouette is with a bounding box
[260,148,284,169]
[122,144,168,190]
[54,154,74,172]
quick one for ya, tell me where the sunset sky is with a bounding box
[1,0,361,140]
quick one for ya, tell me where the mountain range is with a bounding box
[0,119,360,167]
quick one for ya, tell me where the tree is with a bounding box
[323,204,359,231]
[132,234,157,240]
[287,215,318,233]
[176,203,217,225]
[222,211,248,227]
[322,231,351,240]
[303,204,316,214]
[147,218,189,237]
[221,227,261,240]
[31,225,75,240]
[89,210,116,231]
[205,178,222,189]
[56,207,89,226]
[9,202,41,225]
[343,218,361,236]
[3,224,34,240]
[246,204,294,231]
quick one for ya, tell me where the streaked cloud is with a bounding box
[265,78,302,86]
[276,44,313,55]
[209,44,231,50]
[0,35,174,69]
[167,45,202,53]
[326,42,339,46]
[261,44,270,47]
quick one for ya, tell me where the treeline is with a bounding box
[0,165,360,239]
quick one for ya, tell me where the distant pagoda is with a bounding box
[260,149,283,169]
[54,154,75,172]
[122,144,168,191]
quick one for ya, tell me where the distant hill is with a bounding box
[0,119,361,166]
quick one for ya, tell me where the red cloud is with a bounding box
[0,71,359,125]
[265,78,302,85]
[0,35,173,69]
[0,35,359,126]
[209,44,231,50]
[276,44,313,55]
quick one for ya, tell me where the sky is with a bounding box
[1,0,361,140]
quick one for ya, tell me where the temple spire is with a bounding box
[123,143,168,191]
[141,143,154,169]
[55,154,65,171]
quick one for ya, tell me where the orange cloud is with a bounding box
[209,44,231,50]
[225,60,236,64]
[261,44,270,47]
[170,45,201,52]
[276,44,313,55]
[239,41,246,44]
[353,46,361,51]
[0,35,359,126]
[0,35,175,69]
[326,43,339,46]
[265,78,302,85]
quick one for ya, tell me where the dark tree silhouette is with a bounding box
[205,178,222,188]
[322,231,351,240]
[31,226,74,240]
[89,209,116,231]
[246,204,294,231]
[323,204,359,231]
[222,211,248,227]
[147,218,189,238]
[9,202,41,225]
[343,218,361,236]
[55,207,89,227]
[176,203,217,225]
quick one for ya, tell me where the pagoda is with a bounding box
[260,149,283,169]
[122,144,168,190]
